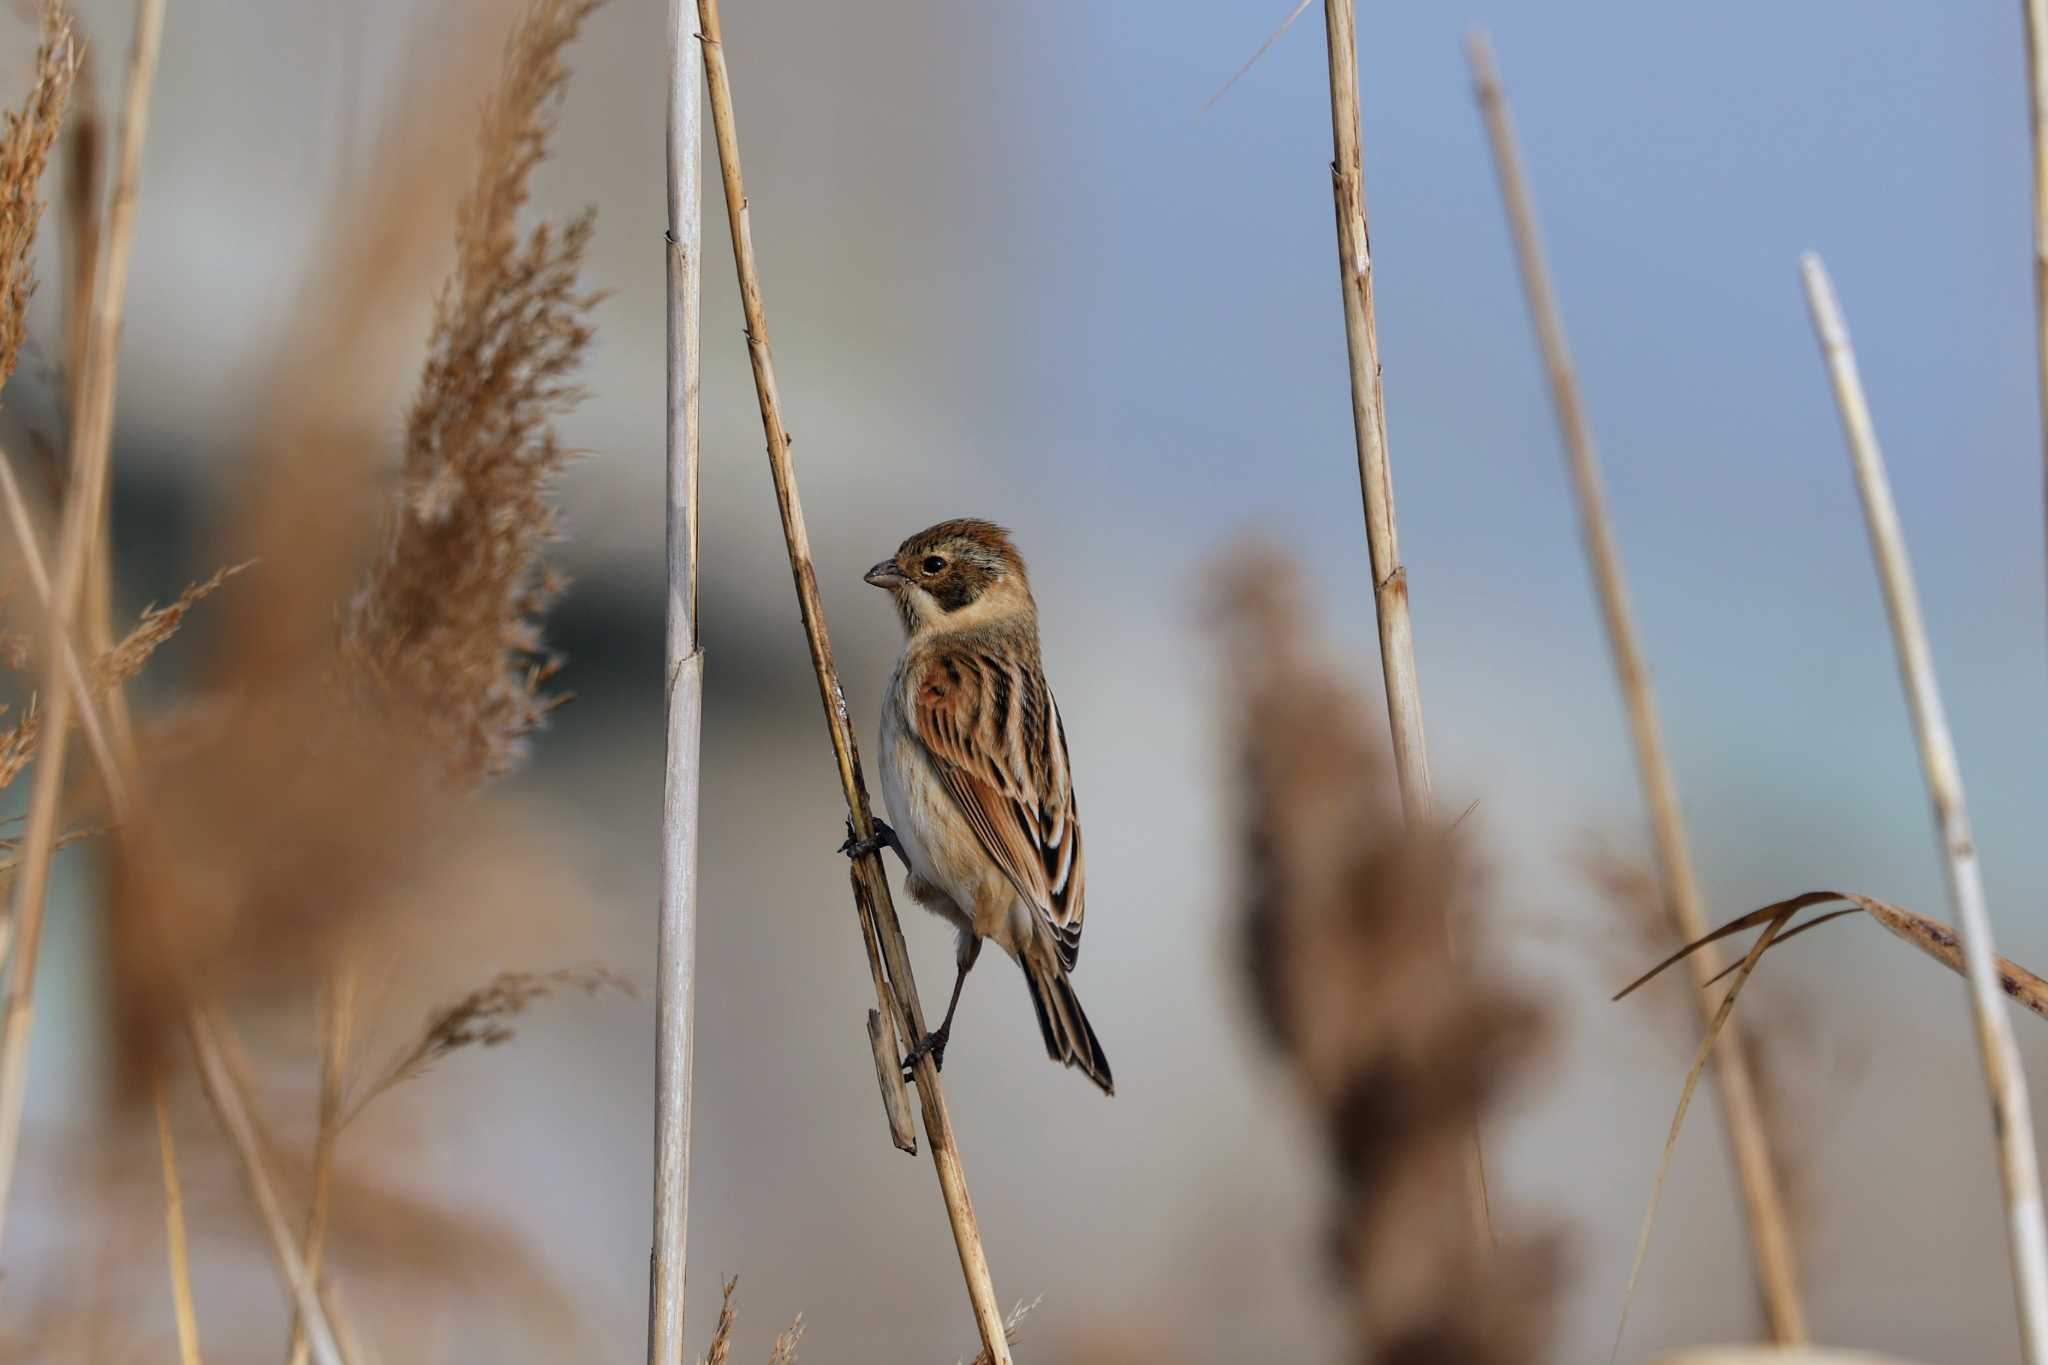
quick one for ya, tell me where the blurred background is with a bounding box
[7,0,2048,1359]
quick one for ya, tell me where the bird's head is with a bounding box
[865,518,1033,635]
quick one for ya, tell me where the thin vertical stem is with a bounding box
[1319,0,1491,1243]
[0,0,164,1254]
[693,4,1011,1358]
[1802,252,2048,1364]
[155,1084,204,1365]
[648,1,703,1361]
[186,1009,347,1365]
[2026,0,2048,616]
[285,971,353,1365]
[1466,32,1807,1341]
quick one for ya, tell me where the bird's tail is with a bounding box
[1023,954,1113,1096]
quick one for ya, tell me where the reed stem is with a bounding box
[2025,0,2048,616]
[1466,31,1807,1340]
[1318,0,1491,1245]
[155,1083,204,1365]
[0,0,163,1255]
[1801,252,2048,1364]
[693,3,1011,1356]
[648,1,704,1360]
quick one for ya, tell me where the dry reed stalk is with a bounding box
[185,1009,346,1365]
[1216,546,1561,1361]
[693,3,1011,1357]
[0,0,156,1256]
[1465,31,1806,1341]
[153,1083,202,1365]
[284,972,354,1365]
[2028,0,2048,601]
[1319,0,1492,1248]
[0,447,121,787]
[1801,253,2048,1362]
[650,2,704,1360]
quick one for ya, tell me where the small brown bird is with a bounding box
[854,518,1112,1095]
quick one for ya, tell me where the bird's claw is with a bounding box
[900,1025,949,1080]
[840,816,902,863]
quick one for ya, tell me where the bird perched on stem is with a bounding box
[851,518,1112,1096]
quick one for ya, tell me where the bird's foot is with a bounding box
[839,817,903,863]
[900,1023,950,1080]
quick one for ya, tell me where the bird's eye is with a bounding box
[921,555,946,575]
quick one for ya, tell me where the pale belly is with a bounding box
[879,691,1026,952]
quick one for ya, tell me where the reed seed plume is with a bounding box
[696,1276,803,1365]
[0,696,38,788]
[342,0,605,786]
[0,2,77,392]
[1213,544,1563,1363]
[703,1277,738,1365]
[93,560,249,689]
[964,1296,1043,1365]
[346,965,634,1124]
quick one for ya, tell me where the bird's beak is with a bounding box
[864,558,908,590]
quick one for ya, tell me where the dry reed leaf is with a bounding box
[93,560,249,689]
[1613,904,1795,1359]
[1213,544,1563,1363]
[1621,890,2048,1023]
[0,1,78,391]
[342,0,605,786]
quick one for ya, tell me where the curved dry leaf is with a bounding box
[1613,905,1796,1362]
[1617,891,2048,1024]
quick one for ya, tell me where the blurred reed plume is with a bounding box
[102,0,608,1091]
[0,1,75,390]
[342,0,604,787]
[1215,543,1564,1363]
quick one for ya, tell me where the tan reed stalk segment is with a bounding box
[1801,253,2048,1363]
[285,972,354,1365]
[2027,0,2048,608]
[0,0,162,1254]
[154,1085,203,1365]
[0,451,122,788]
[648,1,704,1361]
[1319,0,1491,1245]
[693,3,1012,1358]
[1464,32,1807,1342]
[185,1009,347,1365]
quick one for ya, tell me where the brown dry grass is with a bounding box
[1214,544,1565,1363]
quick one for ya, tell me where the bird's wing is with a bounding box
[907,643,1085,969]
